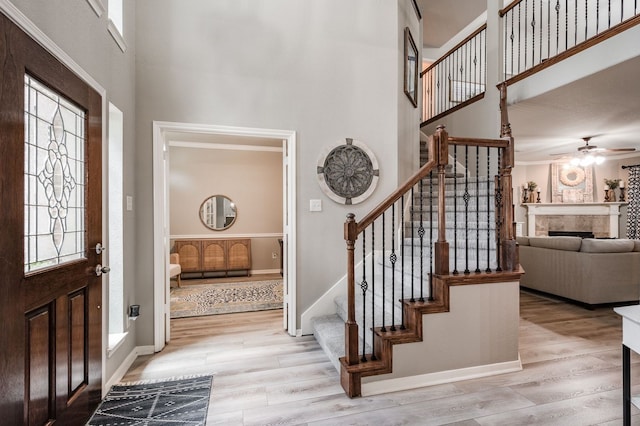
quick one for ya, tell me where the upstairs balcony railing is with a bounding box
[421,0,640,125]
[421,25,487,125]
[501,0,640,84]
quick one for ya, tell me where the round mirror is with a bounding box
[199,195,237,230]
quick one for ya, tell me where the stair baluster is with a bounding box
[486,146,493,273]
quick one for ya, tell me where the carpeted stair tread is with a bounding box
[311,314,372,373]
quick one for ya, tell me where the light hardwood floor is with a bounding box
[121,291,640,425]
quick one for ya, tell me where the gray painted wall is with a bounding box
[134,0,419,336]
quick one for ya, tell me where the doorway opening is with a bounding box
[152,122,297,351]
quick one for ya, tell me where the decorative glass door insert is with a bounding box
[24,74,86,273]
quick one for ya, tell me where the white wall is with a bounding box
[4,0,138,383]
[135,0,419,333]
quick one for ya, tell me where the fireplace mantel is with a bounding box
[523,202,627,238]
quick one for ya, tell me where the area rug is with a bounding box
[87,375,212,425]
[170,279,283,318]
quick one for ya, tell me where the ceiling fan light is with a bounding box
[595,155,605,165]
[570,157,581,166]
[582,155,595,166]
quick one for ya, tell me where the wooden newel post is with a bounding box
[434,125,449,275]
[498,86,519,271]
[344,213,359,365]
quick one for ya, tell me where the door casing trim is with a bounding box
[152,121,297,352]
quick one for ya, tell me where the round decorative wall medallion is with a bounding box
[317,138,379,205]
[560,165,586,187]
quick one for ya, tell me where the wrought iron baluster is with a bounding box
[429,170,434,301]
[547,2,551,59]
[524,0,529,70]
[370,221,377,361]
[464,146,470,274]
[496,149,503,272]
[510,13,515,78]
[586,0,589,42]
[486,146,492,273]
[453,145,459,275]
[518,2,522,73]
[475,146,481,274]
[410,187,415,303]
[539,0,543,65]
[504,11,508,79]
[597,0,600,34]
[531,0,536,67]
[401,194,406,330]
[418,179,425,302]
[361,231,368,362]
[567,1,578,49]
[390,203,396,332]
[547,0,551,59]
[549,0,569,56]
[381,212,386,332]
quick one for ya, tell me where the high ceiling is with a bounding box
[417,1,640,163]
[417,0,487,49]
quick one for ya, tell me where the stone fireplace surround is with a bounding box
[524,202,626,238]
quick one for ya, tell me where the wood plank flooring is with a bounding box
[121,291,640,425]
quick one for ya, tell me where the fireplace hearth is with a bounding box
[548,230,594,238]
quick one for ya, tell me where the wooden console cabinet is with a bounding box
[173,238,251,277]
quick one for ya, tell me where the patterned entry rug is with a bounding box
[170,279,283,318]
[87,375,212,425]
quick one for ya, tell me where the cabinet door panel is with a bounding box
[175,241,201,272]
[202,240,226,271]
[227,239,251,270]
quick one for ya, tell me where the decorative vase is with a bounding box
[608,189,616,202]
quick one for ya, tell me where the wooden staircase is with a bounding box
[312,83,522,397]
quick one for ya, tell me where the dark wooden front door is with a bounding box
[0,12,103,425]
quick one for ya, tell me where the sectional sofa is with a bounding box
[517,236,640,307]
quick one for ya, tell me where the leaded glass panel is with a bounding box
[24,75,86,273]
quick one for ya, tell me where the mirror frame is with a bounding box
[199,194,237,231]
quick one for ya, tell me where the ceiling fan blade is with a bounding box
[604,147,636,152]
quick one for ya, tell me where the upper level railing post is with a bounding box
[434,125,450,275]
[344,213,359,366]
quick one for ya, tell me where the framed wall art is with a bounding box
[317,138,379,205]
[551,162,594,203]
[404,27,418,108]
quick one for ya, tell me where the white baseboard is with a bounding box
[103,345,156,395]
[251,269,280,275]
[361,357,522,397]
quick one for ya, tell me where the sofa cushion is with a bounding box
[528,236,582,251]
[634,240,640,252]
[580,238,635,253]
[516,236,530,246]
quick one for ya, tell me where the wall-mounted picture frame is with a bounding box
[551,162,594,203]
[404,27,418,108]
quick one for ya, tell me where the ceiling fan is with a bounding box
[550,137,636,166]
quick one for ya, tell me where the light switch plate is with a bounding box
[126,196,133,211]
[310,199,322,212]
